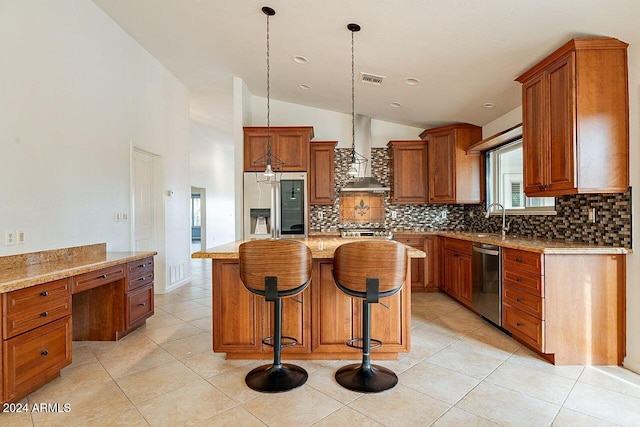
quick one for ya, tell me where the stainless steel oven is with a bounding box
[243,172,308,239]
[472,243,501,326]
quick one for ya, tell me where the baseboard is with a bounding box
[623,355,640,374]
[163,276,192,294]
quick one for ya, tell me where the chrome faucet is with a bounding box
[485,203,509,236]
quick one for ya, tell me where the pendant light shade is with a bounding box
[253,6,284,182]
[346,23,368,179]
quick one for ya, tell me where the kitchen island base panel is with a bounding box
[211,257,412,360]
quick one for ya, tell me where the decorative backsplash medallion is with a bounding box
[309,147,632,248]
[339,192,385,223]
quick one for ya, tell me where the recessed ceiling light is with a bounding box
[404,77,420,86]
[483,102,495,108]
[389,101,402,108]
[292,55,308,64]
[298,84,311,90]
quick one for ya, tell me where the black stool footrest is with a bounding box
[262,335,299,348]
[346,337,382,351]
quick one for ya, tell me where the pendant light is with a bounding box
[253,6,284,182]
[347,23,368,179]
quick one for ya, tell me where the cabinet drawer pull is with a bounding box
[516,277,522,282]
[515,257,522,263]
[100,274,107,279]
[516,297,523,303]
[138,277,146,281]
[40,311,49,317]
[516,322,523,327]
[139,264,146,268]
[41,350,49,356]
[138,302,147,307]
[539,185,544,191]
[40,291,49,297]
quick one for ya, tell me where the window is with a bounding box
[486,139,555,214]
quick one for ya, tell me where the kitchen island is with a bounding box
[192,237,425,360]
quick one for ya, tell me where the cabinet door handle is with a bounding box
[515,257,522,263]
[516,322,523,327]
[539,185,544,191]
[516,277,522,282]
[100,274,107,279]
[544,184,550,189]
[40,311,49,317]
[138,302,147,307]
[516,297,523,303]
[41,350,49,356]
[40,291,49,297]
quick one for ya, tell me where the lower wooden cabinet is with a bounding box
[394,234,426,290]
[212,258,410,358]
[441,238,472,308]
[3,316,72,403]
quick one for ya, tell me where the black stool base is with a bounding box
[335,363,398,393]
[245,363,308,393]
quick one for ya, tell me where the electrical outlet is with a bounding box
[16,229,25,245]
[317,211,324,220]
[588,207,596,223]
[441,211,447,219]
[5,230,15,246]
[391,211,397,219]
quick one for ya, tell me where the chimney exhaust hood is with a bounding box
[340,114,390,192]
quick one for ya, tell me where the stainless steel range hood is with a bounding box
[340,114,390,192]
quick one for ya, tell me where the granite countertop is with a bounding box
[308,230,629,255]
[192,237,426,260]
[0,243,157,293]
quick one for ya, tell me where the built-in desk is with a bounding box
[0,243,156,403]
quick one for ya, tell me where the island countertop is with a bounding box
[192,237,427,260]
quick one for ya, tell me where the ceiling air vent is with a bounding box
[360,72,385,86]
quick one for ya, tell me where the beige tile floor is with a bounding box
[3,258,640,426]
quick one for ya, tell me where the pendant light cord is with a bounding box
[351,28,355,158]
[266,10,271,163]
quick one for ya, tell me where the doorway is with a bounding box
[191,186,206,253]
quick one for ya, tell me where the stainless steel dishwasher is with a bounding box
[471,243,501,326]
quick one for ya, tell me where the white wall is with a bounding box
[0,0,191,293]
[190,125,235,246]
[249,96,423,147]
[483,74,639,373]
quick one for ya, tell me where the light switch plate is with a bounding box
[16,229,25,245]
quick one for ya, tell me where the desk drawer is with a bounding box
[127,257,154,279]
[3,316,72,402]
[4,278,71,315]
[72,264,125,294]
[4,297,71,340]
[503,285,544,319]
[503,303,544,352]
[126,284,154,329]
[127,270,154,291]
[443,238,472,255]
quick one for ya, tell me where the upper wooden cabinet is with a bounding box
[387,140,428,204]
[420,124,483,204]
[243,126,314,172]
[516,37,629,197]
[309,141,336,205]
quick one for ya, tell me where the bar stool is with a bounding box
[332,240,407,392]
[238,239,312,392]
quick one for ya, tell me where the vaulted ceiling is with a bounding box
[93,0,640,130]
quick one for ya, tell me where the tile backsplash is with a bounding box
[310,147,632,248]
